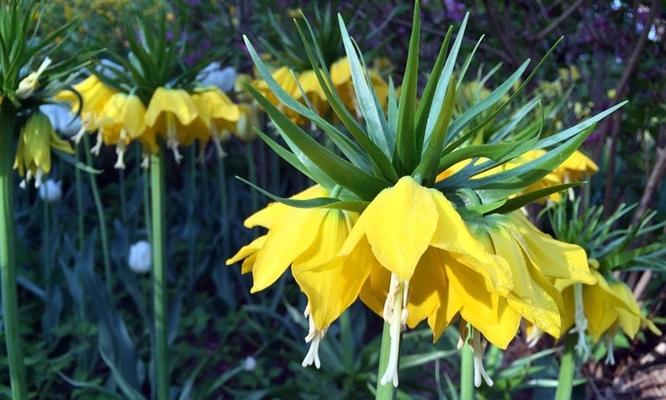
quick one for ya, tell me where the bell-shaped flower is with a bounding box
[13,111,73,188]
[191,88,240,157]
[144,87,205,162]
[95,93,149,168]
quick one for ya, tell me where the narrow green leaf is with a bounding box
[237,177,368,213]
[245,82,388,200]
[492,182,581,214]
[394,0,421,172]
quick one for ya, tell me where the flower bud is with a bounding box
[38,179,62,203]
[16,57,52,99]
[128,240,152,273]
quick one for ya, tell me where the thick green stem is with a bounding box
[0,109,27,400]
[375,321,394,400]
[460,339,475,400]
[150,149,168,400]
[82,135,111,292]
[555,334,577,400]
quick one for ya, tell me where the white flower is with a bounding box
[38,179,62,203]
[197,62,237,92]
[128,240,152,274]
[40,104,81,136]
[242,356,257,371]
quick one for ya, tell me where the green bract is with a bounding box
[242,2,625,216]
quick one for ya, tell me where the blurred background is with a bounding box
[3,1,664,398]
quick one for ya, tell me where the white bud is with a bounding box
[198,63,237,92]
[38,179,62,203]
[128,240,152,273]
[242,356,257,371]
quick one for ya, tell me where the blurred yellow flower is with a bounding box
[96,93,149,168]
[13,111,73,188]
[191,88,240,157]
[145,87,204,162]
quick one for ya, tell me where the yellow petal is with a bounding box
[294,210,355,271]
[250,208,327,293]
[226,235,267,265]
[353,176,438,280]
[330,58,351,86]
[509,212,595,284]
[406,247,446,329]
[145,87,198,127]
[244,185,327,229]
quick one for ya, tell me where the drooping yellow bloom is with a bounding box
[339,176,512,386]
[330,57,389,115]
[557,267,661,344]
[144,87,205,162]
[190,88,240,157]
[54,75,117,142]
[465,212,596,342]
[234,103,259,143]
[95,93,149,168]
[13,111,73,188]
[226,185,369,368]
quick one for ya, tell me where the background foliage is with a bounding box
[1,0,664,398]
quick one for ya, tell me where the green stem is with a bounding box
[460,339,474,400]
[555,334,577,400]
[0,108,27,400]
[82,135,111,292]
[375,321,394,400]
[74,146,85,251]
[150,149,168,400]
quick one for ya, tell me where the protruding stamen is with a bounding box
[72,125,86,144]
[604,333,616,365]
[141,155,149,169]
[472,331,493,387]
[526,326,542,348]
[91,131,103,155]
[301,304,326,369]
[570,283,590,359]
[380,273,407,388]
[114,145,126,170]
[166,113,183,163]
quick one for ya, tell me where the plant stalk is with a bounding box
[150,149,168,400]
[375,321,394,400]
[460,339,475,400]
[0,108,27,400]
[555,334,577,400]
[82,135,111,292]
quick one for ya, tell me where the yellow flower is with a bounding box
[557,269,661,345]
[190,88,240,157]
[339,176,512,386]
[227,185,367,368]
[144,87,204,162]
[297,70,328,115]
[96,93,149,168]
[234,103,259,143]
[54,75,117,142]
[467,212,595,342]
[13,111,73,188]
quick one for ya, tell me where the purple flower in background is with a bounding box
[444,0,465,22]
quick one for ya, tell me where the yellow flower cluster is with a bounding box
[253,57,388,123]
[228,176,596,385]
[55,75,252,167]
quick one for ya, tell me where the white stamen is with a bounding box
[166,114,183,163]
[570,283,590,359]
[114,146,126,170]
[301,304,325,369]
[71,126,86,144]
[34,169,44,189]
[141,155,149,169]
[526,326,542,348]
[91,131,103,155]
[19,179,26,189]
[472,331,493,387]
[604,334,615,365]
[380,273,407,388]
